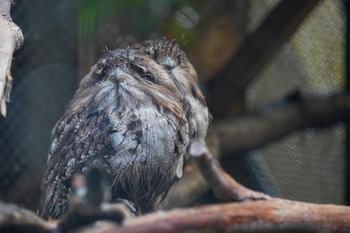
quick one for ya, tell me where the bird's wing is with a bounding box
[40,110,114,219]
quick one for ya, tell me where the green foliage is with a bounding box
[79,0,144,40]
[78,0,199,45]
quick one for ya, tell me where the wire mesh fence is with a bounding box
[0,0,346,210]
[246,0,345,204]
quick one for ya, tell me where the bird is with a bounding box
[40,39,210,219]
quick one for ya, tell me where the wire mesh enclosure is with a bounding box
[0,0,346,212]
[246,0,345,204]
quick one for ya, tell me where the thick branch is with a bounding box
[0,0,24,116]
[123,200,350,233]
[3,198,350,233]
[2,137,350,233]
[63,145,350,233]
[76,200,350,233]
[214,92,350,155]
[0,202,50,233]
[210,0,321,118]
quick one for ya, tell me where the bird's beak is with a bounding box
[107,67,133,82]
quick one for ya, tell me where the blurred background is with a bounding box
[0,0,346,211]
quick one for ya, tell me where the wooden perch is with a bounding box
[2,138,350,233]
[73,139,350,233]
[3,194,350,233]
[72,138,350,233]
[0,0,24,117]
[84,199,350,233]
[0,202,50,233]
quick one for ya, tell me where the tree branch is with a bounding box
[214,92,350,155]
[190,138,269,202]
[74,199,350,233]
[71,138,350,233]
[3,198,350,233]
[210,0,321,118]
[0,202,51,233]
[2,137,350,233]
[0,0,24,116]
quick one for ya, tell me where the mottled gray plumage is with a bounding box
[40,39,210,219]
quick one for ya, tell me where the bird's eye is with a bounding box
[142,73,155,83]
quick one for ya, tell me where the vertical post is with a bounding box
[344,0,350,205]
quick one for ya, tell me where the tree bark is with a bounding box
[73,200,350,233]
[0,0,23,116]
[0,202,50,233]
[210,0,321,118]
[214,92,350,155]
